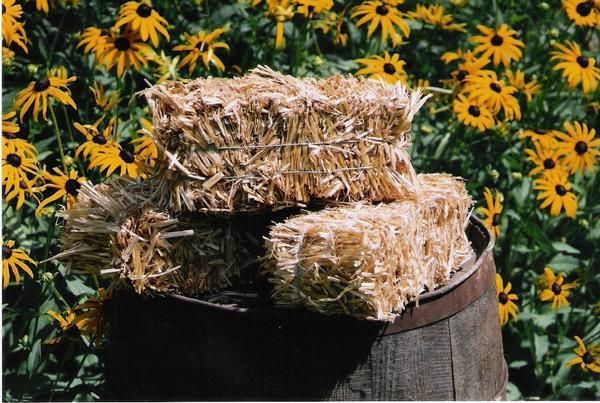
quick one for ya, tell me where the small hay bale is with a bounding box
[262,173,473,322]
[55,179,263,295]
[144,66,428,212]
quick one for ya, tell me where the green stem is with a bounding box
[48,282,71,311]
[49,104,68,173]
[47,13,68,68]
[63,338,95,394]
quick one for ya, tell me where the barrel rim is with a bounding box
[169,215,495,326]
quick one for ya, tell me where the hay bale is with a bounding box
[144,66,428,212]
[262,174,474,322]
[54,179,263,295]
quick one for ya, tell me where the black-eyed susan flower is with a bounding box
[97,29,152,78]
[554,121,600,175]
[132,117,158,167]
[471,24,524,67]
[551,41,600,94]
[451,52,490,84]
[74,117,118,161]
[538,267,577,310]
[496,273,518,325]
[562,0,599,27]
[14,71,77,121]
[77,27,110,59]
[2,0,28,53]
[464,71,521,120]
[296,0,333,17]
[34,0,49,13]
[533,171,577,218]
[35,168,86,216]
[114,1,169,47]
[2,110,19,137]
[478,187,503,237]
[441,49,466,64]
[72,287,112,342]
[355,51,407,84]
[504,69,541,102]
[2,240,36,288]
[453,94,494,132]
[147,50,182,83]
[4,175,43,210]
[46,309,79,344]
[566,336,600,373]
[2,143,38,195]
[333,15,349,46]
[89,82,120,112]
[525,137,567,178]
[173,28,229,73]
[3,21,28,53]
[407,3,466,32]
[265,0,295,49]
[351,1,410,46]
[519,128,561,143]
[88,142,147,179]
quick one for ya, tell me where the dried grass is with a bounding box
[262,173,473,322]
[55,178,263,295]
[143,66,428,212]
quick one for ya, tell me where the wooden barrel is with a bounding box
[105,216,507,401]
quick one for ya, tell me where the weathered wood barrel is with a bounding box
[105,216,507,401]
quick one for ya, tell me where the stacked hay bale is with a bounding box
[57,67,473,322]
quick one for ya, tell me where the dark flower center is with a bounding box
[119,149,135,164]
[2,244,12,259]
[582,351,594,364]
[490,82,502,93]
[6,153,22,167]
[492,213,501,226]
[534,129,547,134]
[33,79,50,92]
[136,4,152,18]
[376,5,389,15]
[2,5,6,14]
[383,63,396,74]
[551,283,562,295]
[65,179,81,196]
[195,41,207,50]
[93,134,108,145]
[468,105,481,117]
[576,56,589,68]
[340,22,348,34]
[4,131,17,139]
[555,184,567,196]
[498,292,508,304]
[115,36,131,51]
[576,1,593,16]
[543,158,556,169]
[575,141,588,155]
[457,70,468,82]
[491,34,504,46]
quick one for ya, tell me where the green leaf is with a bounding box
[509,360,528,369]
[65,275,96,297]
[26,339,42,376]
[534,333,549,363]
[506,382,523,400]
[551,241,580,255]
[547,253,580,272]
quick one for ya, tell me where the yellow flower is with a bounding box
[265,0,295,49]
[470,24,524,67]
[34,0,49,13]
[295,0,333,17]
[14,71,77,121]
[519,128,561,143]
[351,1,410,46]
[3,21,28,54]
[565,336,600,373]
[2,240,36,288]
[478,187,503,238]
[4,174,43,210]
[72,287,113,342]
[88,142,148,179]
[355,51,407,84]
[551,41,600,94]
[504,69,541,102]
[451,51,490,84]
[132,117,158,166]
[35,168,86,216]
[525,137,567,178]
[533,170,577,218]
[562,0,599,27]
[77,27,110,59]
[333,15,349,46]
[147,50,182,83]
[2,110,19,137]
[89,82,120,112]
[441,49,465,64]
[2,0,28,53]
[407,3,466,32]
[3,46,15,64]
[2,142,38,196]
[453,94,494,132]
[97,29,152,78]
[538,267,577,309]
[46,309,79,344]
[463,71,521,120]
[554,121,600,175]
[496,273,518,326]
[74,116,119,161]
[114,1,170,47]
[173,28,229,73]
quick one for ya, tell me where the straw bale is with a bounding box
[262,173,473,322]
[143,66,428,212]
[55,179,263,295]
